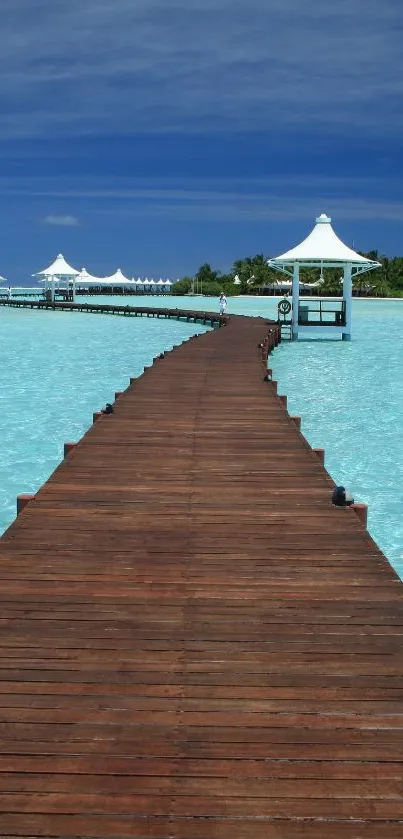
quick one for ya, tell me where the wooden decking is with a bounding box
[0,314,402,838]
[0,298,226,327]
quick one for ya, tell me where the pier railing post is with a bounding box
[313,448,325,465]
[351,503,368,528]
[64,442,77,457]
[16,494,35,515]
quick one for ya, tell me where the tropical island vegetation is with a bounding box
[172,252,403,297]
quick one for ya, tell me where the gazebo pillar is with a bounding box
[291,263,300,340]
[72,277,76,303]
[50,276,56,303]
[342,262,352,341]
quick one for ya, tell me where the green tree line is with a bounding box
[172,252,403,297]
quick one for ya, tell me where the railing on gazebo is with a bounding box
[298,299,346,327]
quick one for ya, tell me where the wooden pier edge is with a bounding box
[0,313,402,838]
[0,298,229,327]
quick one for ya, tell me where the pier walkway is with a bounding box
[0,314,402,838]
[0,298,225,327]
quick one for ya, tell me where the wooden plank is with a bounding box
[0,313,402,837]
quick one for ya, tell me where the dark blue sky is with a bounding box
[1,0,402,281]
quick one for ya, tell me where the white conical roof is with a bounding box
[271,214,378,266]
[75,267,106,284]
[102,268,132,283]
[35,253,79,277]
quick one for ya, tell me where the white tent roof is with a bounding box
[75,267,106,284]
[35,253,79,278]
[101,268,132,284]
[269,214,380,269]
[75,267,136,286]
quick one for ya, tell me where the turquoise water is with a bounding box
[0,295,402,578]
[271,299,403,578]
[0,303,208,534]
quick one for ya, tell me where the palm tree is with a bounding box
[320,269,342,296]
[195,263,219,294]
[371,274,390,298]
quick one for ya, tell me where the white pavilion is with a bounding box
[34,253,80,302]
[268,214,381,340]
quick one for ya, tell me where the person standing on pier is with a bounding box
[219,292,227,315]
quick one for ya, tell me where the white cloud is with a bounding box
[0,0,401,137]
[43,214,80,226]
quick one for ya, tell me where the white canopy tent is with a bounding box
[34,253,80,301]
[35,253,80,279]
[267,214,381,340]
[100,268,133,285]
[75,268,137,292]
[75,268,106,286]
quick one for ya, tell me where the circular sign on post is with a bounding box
[278,299,292,316]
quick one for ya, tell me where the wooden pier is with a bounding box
[0,298,225,327]
[0,312,402,838]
